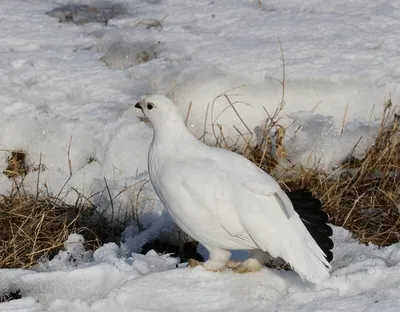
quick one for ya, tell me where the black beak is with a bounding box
[135,102,142,109]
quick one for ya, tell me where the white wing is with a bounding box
[235,187,331,283]
[165,151,330,283]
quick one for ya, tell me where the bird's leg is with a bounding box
[188,247,231,272]
[227,250,265,273]
[203,247,231,272]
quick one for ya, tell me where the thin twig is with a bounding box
[103,177,114,230]
[184,101,193,126]
[224,94,253,135]
[56,136,73,199]
[35,153,42,201]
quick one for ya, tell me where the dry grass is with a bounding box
[199,83,400,247]
[2,150,29,178]
[0,183,102,268]
[239,101,400,247]
[0,151,124,269]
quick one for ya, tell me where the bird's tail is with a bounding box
[286,190,334,262]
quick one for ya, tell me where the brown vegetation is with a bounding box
[242,101,400,247]
[0,151,123,268]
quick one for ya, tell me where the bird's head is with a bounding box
[135,94,181,127]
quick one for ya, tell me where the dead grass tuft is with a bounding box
[3,150,29,179]
[0,144,126,268]
[0,181,105,268]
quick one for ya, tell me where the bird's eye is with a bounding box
[147,103,154,110]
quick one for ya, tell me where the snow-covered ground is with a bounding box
[1,227,400,311]
[0,0,400,310]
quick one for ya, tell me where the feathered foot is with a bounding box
[188,257,264,273]
[187,258,227,272]
[225,259,264,273]
[187,258,202,268]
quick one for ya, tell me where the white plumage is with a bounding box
[135,94,331,283]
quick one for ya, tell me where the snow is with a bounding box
[1,228,400,311]
[0,0,399,310]
[0,0,398,200]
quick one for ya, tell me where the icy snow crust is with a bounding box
[0,0,400,310]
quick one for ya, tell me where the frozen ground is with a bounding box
[0,0,400,310]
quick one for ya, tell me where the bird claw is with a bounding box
[187,259,226,272]
[225,260,242,270]
[226,260,263,273]
[187,258,202,268]
[185,259,263,273]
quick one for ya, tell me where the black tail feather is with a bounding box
[286,190,334,262]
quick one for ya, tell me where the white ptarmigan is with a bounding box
[135,94,332,283]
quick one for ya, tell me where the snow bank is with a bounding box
[159,68,393,167]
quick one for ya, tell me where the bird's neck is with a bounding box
[148,118,203,182]
[150,117,199,147]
